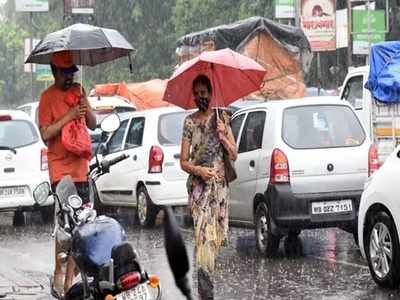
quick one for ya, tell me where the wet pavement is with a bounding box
[0,211,399,300]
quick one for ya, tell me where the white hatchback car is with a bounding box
[17,101,39,125]
[0,110,53,225]
[358,146,400,288]
[94,107,190,227]
[229,97,377,256]
[87,95,136,153]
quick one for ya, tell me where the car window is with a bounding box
[0,120,38,148]
[107,119,128,153]
[341,75,363,109]
[231,113,245,142]
[158,111,190,145]
[125,117,145,149]
[238,111,266,153]
[282,105,365,149]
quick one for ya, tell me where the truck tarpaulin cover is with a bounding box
[365,41,400,104]
[176,16,312,100]
[94,79,172,110]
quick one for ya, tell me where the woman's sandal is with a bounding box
[50,274,64,299]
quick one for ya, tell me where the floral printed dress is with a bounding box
[182,110,231,275]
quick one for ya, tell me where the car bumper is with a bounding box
[144,175,188,207]
[0,177,54,211]
[265,184,361,230]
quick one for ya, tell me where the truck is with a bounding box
[340,41,400,164]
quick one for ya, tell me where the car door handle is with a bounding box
[133,155,137,161]
[249,160,255,167]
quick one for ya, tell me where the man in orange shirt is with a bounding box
[38,50,96,297]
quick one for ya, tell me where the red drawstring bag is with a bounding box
[61,85,93,160]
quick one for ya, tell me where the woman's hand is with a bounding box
[197,166,217,181]
[217,119,226,141]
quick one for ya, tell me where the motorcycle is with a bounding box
[34,113,194,300]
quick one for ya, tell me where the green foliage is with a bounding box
[0,0,277,107]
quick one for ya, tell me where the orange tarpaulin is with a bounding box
[94,79,172,111]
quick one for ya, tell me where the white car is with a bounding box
[0,110,53,225]
[94,107,190,227]
[89,95,136,153]
[17,101,39,125]
[229,97,377,256]
[358,146,400,288]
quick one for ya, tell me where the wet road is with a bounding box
[0,211,399,300]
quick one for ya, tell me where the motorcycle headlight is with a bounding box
[68,195,82,209]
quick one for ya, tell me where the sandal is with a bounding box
[50,275,64,299]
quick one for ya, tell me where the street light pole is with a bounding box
[30,12,34,102]
[366,0,371,65]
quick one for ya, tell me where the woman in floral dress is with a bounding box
[180,75,237,299]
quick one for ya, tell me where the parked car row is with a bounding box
[5,93,400,289]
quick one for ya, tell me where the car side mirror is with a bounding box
[101,113,120,133]
[33,182,51,206]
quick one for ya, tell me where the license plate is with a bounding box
[0,187,26,198]
[311,200,353,215]
[115,284,149,300]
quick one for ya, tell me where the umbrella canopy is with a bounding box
[365,41,400,104]
[163,48,266,109]
[25,23,134,66]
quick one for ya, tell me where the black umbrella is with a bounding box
[25,23,135,66]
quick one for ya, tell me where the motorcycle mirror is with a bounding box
[163,207,193,299]
[33,182,51,206]
[97,142,107,156]
[100,113,120,133]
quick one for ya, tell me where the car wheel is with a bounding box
[136,186,158,228]
[40,205,54,224]
[254,202,280,257]
[353,229,359,247]
[365,211,400,288]
[284,233,303,258]
[13,211,26,227]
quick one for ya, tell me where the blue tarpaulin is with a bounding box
[365,41,400,104]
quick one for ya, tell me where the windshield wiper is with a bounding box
[0,146,17,154]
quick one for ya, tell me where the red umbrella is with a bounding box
[163,48,266,109]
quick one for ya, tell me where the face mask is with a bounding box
[195,97,210,112]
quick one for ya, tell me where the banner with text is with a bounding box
[300,0,336,52]
[352,10,385,55]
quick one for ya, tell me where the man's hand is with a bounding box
[79,99,87,118]
[67,105,81,121]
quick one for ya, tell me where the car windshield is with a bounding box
[0,120,38,148]
[158,111,190,145]
[282,105,365,149]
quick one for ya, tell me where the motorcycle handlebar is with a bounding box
[101,154,129,170]
[89,153,129,175]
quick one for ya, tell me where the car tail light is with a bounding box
[0,115,11,121]
[270,148,290,184]
[368,144,379,177]
[118,271,141,290]
[148,146,163,173]
[41,148,48,171]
